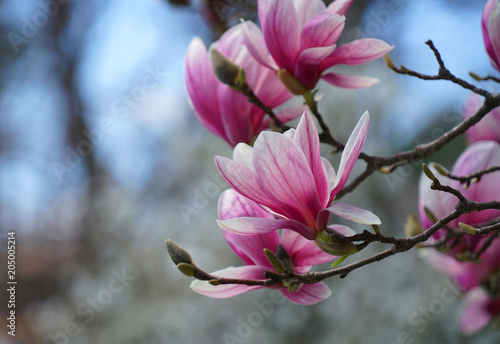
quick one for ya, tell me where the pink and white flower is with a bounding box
[184,23,300,147]
[482,0,500,73]
[418,141,500,257]
[242,0,394,91]
[214,110,380,241]
[463,93,500,144]
[190,189,334,305]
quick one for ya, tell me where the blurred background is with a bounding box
[0,0,499,343]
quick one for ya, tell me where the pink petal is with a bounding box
[324,203,381,225]
[418,249,466,276]
[184,37,224,139]
[215,156,274,207]
[190,266,267,298]
[218,83,254,146]
[253,131,323,228]
[295,45,337,89]
[218,189,273,221]
[242,20,278,70]
[320,39,394,70]
[253,63,292,108]
[280,281,331,305]
[329,112,370,199]
[217,217,317,240]
[258,0,300,72]
[300,13,345,51]
[280,229,334,267]
[216,23,247,60]
[322,157,337,193]
[274,104,306,124]
[294,110,329,206]
[326,0,354,16]
[293,0,326,29]
[460,288,493,335]
[223,230,280,267]
[321,72,380,89]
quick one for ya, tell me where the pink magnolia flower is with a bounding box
[214,110,381,241]
[242,0,394,91]
[420,238,500,334]
[190,189,334,305]
[184,23,300,147]
[463,93,500,144]
[482,0,500,73]
[419,141,500,257]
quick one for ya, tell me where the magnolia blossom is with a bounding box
[190,189,334,305]
[483,0,500,72]
[421,238,500,334]
[242,0,393,91]
[419,141,500,256]
[184,23,300,147]
[215,110,380,242]
[463,93,500,144]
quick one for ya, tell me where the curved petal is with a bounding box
[190,266,267,298]
[242,20,279,70]
[321,72,380,89]
[323,203,381,225]
[460,288,493,335]
[217,217,317,240]
[218,189,273,221]
[295,45,337,89]
[280,281,331,305]
[223,230,280,267]
[258,0,300,72]
[232,143,254,169]
[329,112,370,199]
[320,39,394,70]
[218,84,254,146]
[294,110,329,206]
[300,13,345,51]
[418,249,466,276]
[253,131,323,228]
[326,0,354,16]
[280,229,334,267]
[293,0,326,28]
[215,156,274,207]
[184,37,224,138]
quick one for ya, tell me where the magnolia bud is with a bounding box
[314,229,357,256]
[277,69,309,95]
[210,48,245,87]
[431,163,449,176]
[404,214,423,237]
[458,222,477,234]
[383,54,395,69]
[166,239,193,265]
[422,163,437,182]
[263,248,286,273]
[177,263,196,276]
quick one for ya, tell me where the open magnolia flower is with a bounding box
[214,110,380,249]
[190,189,334,305]
[483,0,500,73]
[418,141,500,257]
[184,22,301,147]
[242,0,393,92]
